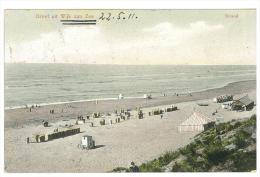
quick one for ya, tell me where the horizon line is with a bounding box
[4,62,256,66]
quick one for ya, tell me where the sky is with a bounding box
[4,9,256,65]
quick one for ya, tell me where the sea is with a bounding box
[4,64,256,109]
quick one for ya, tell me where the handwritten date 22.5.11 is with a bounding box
[99,12,138,21]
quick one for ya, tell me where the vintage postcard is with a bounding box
[4,9,256,173]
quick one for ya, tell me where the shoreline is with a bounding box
[4,79,256,110]
[5,79,256,128]
[4,97,144,110]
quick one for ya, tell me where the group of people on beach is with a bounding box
[50,109,55,114]
[27,104,40,112]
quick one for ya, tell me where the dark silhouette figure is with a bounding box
[130,162,139,172]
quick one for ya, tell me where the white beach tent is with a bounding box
[118,93,124,99]
[178,112,214,132]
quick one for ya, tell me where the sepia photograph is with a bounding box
[3,8,257,173]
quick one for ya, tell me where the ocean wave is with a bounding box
[6,83,62,88]
[214,69,256,73]
[5,79,255,110]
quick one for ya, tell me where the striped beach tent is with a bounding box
[178,112,214,132]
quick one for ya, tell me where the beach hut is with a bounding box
[152,108,163,115]
[92,112,101,118]
[42,121,48,127]
[178,112,215,132]
[118,94,124,99]
[81,135,95,149]
[165,105,178,112]
[28,134,46,143]
[100,119,105,126]
[46,127,80,141]
[76,120,84,125]
[231,95,254,111]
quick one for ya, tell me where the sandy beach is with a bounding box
[5,80,256,128]
[4,80,256,172]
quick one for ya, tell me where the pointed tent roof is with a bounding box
[180,112,214,126]
[235,95,253,106]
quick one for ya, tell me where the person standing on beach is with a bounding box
[26,137,30,144]
[130,162,139,172]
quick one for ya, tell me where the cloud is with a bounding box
[6,20,243,65]
[6,26,113,64]
[127,21,225,64]
[189,21,224,32]
[143,21,224,34]
[142,21,224,43]
[143,22,176,35]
